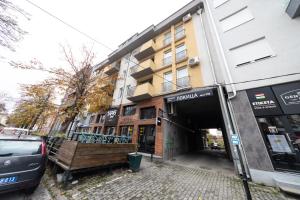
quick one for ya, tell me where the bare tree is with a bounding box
[0,0,29,51]
[12,46,116,133]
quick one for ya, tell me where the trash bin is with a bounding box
[128,153,142,172]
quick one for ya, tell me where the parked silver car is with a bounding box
[0,133,47,194]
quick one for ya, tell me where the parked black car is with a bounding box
[0,133,47,194]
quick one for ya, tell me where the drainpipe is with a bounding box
[199,4,252,199]
[203,0,236,99]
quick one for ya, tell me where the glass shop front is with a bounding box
[247,81,300,173]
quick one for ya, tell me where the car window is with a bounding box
[0,140,42,156]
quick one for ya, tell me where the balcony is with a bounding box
[134,39,156,61]
[162,81,173,93]
[176,50,187,63]
[176,76,190,90]
[175,29,185,41]
[127,82,154,102]
[130,59,155,79]
[105,62,120,76]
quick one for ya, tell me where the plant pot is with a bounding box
[128,153,142,172]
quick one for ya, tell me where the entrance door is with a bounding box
[138,125,156,154]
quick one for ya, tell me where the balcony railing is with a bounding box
[162,81,173,93]
[175,29,185,40]
[162,57,172,66]
[127,86,136,97]
[176,76,190,90]
[176,50,187,62]
[163,37,172,46]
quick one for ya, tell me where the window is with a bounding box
[230,37,275,66]
[120,126,134,136]
[163,50,172,66]
[176,67,189,89]
[213,0,229,8]
[220,7,254,32]
[89,115,95,124]
[100,114,105,123]
[175,25,185,40]
[257,115,300,172]
[163,31,172,46]
[175,44,187,62]
[0,140,42,156]
[140,107,156,119]
[163,72,172,92]
[96,114,101,123]
[123,105,136,116]
[105,126,116,135]
[118,87,124,98]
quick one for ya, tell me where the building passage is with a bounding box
[164,88,234,172]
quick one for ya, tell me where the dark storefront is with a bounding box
[247,81,300,173]
[103,108,119,135]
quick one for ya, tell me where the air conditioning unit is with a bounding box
[188,57,200,67]
[183,13,192,22]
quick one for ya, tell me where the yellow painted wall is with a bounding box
[151,18,203,95]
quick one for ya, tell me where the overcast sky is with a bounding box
[0,0,191,111]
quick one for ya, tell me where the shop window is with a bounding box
[120,126,134,136]
[257,115,300,172]
[123,105,136,116]
[140,106,156,119]
[106,127,116,135]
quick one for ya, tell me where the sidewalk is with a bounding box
[44,158,298,200]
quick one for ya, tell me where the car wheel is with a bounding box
[25,185,38,195]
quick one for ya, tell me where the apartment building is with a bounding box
[202,0,300,194]
[88,0,300,193]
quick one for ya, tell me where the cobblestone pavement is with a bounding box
[44,158,298,200]
[1,181,52,200]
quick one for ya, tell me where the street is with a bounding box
[0,182,51,200]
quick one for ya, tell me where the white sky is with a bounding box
[0,0,191,111]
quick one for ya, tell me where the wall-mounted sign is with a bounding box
[166,89,213,103]
[104,108,119,126]
[247,87,282,116]
[272,81,300,114]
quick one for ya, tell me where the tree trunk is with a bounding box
[59,114,77,134]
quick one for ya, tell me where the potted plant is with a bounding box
[128,144,142,172]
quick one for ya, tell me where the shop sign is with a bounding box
[104,108,119,126]
[272,81,300,114]
[166,89,213,103]
[247,87,282,116]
